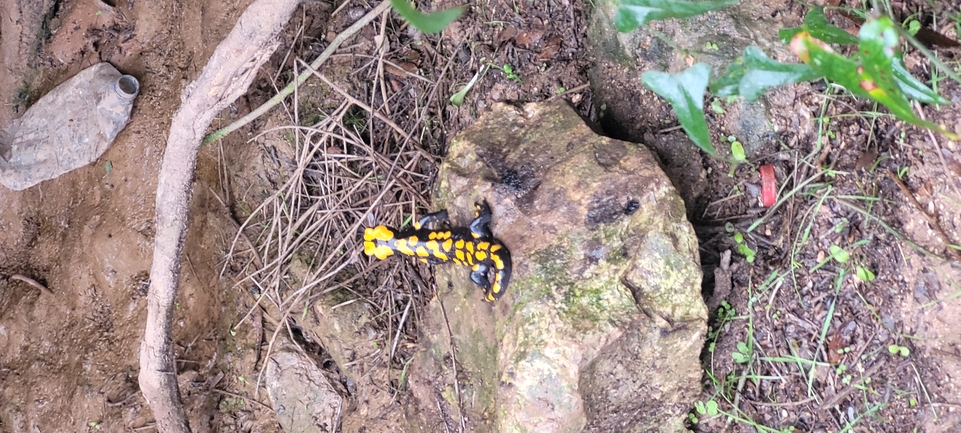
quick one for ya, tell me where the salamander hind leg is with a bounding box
[469,263,493,301]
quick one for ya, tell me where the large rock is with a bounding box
[406,101,707,432]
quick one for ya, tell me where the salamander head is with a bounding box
[364,225,397,260]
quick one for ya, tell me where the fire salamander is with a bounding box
[363,201,512,302]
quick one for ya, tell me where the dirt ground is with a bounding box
[1,0,961,432]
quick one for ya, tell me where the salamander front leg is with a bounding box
[414,210,450,230]
[469,201,493,239]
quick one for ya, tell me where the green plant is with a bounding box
[389,0,465,34]
[613,1,958,156]
[487,61,522,83]
[888,344,910,357]
[730,230,756,263]
[690,399,719,423]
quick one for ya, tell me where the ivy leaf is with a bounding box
[613,0,739,33]
[641,63,716,155]
[790,24,957,139]
[710,61,745,97]
[891,57,949,105]
[780,7,859,45]
[390,0,466,34]
[802,7,859,45]
[740,46,819,100]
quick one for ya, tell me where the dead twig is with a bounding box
[203,1,393,144]
[10,274,53,295]
[138,1,301,432]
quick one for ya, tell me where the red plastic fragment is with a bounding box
[760,164,777,207]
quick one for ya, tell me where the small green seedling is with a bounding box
[733,231,757,263]
[490,62,521,83]
[732,340,752,364]
[727,135,746,176]
[829,245,850,263]
[450,66,487,107]
[856,266,876,283]
[888,344,910,357]
[709,98,725,114]
[906,20,921,35]
[691,399,719,424]
[897,166,910,179]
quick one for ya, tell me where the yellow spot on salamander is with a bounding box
[477,242,490,251]
[492,254,505,270]
[442,239,453,252]
[466,242,474,253]
[434,252,448,261]
[395,239,414,256]
[490,244,501,252]
[455,250,466,262]
[455,239,465,249]
[408,235,419,244]
[472,264,480,271]
[415,246,430,257]
[364,226,394,242]
[475,251,488,261]
[426,240,440,252]
[365,243,394,260]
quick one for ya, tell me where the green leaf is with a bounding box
[613,0,739,33]
[705,400,719,415]
[907,20,921,36]
[711,47,819,100]
[855,266,876,283]
[450,66,486,107]
[891,57,950,105]
[710,61,745,97]
[857,18,957,138]
[802,7,859,45]
[790,26,958,139]
[641,63,717,155]
[390,0,466,34]
[695,401,706,414]
[730,141,746,161]
[738,46,819,100]
[829,245,850,263]
[779,26,804,43]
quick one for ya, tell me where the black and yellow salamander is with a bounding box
[363,201,512,302]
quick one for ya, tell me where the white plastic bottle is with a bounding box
[0,63,139,190]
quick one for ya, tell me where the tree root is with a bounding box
[138,0,300,431]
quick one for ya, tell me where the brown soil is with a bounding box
[1,0,960,432]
